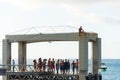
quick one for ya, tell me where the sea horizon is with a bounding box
[0,58,120,64]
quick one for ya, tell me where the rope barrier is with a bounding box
[7,25,79,35]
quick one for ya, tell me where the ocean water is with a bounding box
[100,59,120,80]
[0,59,120,80]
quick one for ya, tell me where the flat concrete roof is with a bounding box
[5,32,98,43]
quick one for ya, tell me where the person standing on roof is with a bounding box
[79,26,84,33]
[79,26,84,36]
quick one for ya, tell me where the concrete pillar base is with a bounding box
[79,70,87,80]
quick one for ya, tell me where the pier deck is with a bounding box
[0,65,79,80]
[7,72,79,80]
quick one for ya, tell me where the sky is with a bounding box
[0,0,120,60]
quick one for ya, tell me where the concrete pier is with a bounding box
[2,31,101,80]
[18,41,26,71]
[2,39,11,68]
[2,39,11,80]
[92,38,101,75]
[79,36,88,80]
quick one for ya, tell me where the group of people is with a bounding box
[33,58,79,74]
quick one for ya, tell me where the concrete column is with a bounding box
[2,39,11,80]
[18,42,26,71]
[92,38,101,74]
[2,39,11,69]
[79,37,88,80]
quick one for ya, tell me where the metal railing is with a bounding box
[0,64,36,72]
[0,64,79,80]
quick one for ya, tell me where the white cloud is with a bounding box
[0,0,46,10]
[85,13,120,25]
[1,0,119,10]
[1,0,120,11]
[1,0,120,25]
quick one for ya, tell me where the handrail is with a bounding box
[0,64,49,72]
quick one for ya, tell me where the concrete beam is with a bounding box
[6,32,97,43]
